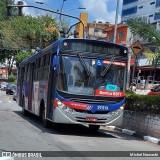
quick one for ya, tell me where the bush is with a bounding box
[8,74,17,83]
[125,93,160,114]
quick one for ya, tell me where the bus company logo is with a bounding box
[2,152,11,157]
[86,106,93,111]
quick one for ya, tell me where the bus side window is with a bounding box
[45,54,50,66]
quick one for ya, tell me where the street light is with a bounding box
[36,1,59,12]
[36,1,85,15]
[64,7,86,12]
[7,2,85,38]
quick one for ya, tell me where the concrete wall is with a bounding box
[122,110,160,138]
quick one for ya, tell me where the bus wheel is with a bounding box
[42,108,50,128]
[22,99,28,116]
[89,125,100,132]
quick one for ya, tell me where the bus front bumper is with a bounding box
[52,107,123,126]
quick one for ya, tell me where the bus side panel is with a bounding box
[31,80,48,116]
[17,67,24,107]
[32,81,40,115]
[23,81,29,110]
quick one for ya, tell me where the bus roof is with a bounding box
[19,38,128,67]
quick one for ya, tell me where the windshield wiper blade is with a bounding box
[77,53,90,77]
[101,56,115,77]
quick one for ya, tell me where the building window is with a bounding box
[118,31,124,39]
[150,2,155,5]
[122,6,137,16]
[94,28,99,32]
[123,0,138,5]
[139,6,143,9]
[154,12,160,20]
[156,0,160,7]
[109,34,114,42]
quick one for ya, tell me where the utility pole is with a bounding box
[59,0,66,21]
[113,0,119,43]
[126,35,133,89]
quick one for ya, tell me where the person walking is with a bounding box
[140,79,146,91]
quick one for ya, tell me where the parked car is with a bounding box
[6,84,16,95]
[0,82,8,91]
[147,85,160,96]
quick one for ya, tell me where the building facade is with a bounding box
[75,12,113,39]
[122,0,160,24]
[121,0,160,89]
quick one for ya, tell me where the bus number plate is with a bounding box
[86,117,98,122]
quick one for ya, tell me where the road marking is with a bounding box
[8,101,12,103]
[0,100,2,103]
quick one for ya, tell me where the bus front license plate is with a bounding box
[86,117,98,122]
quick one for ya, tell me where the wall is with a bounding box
[106,24,128,44]
[122,110,160,138]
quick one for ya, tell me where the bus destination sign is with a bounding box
[62,41,126,56]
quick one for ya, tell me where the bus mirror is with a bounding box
[53,56,59,69]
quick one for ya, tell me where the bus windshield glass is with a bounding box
[57,56,126,96]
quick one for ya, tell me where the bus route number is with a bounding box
[97,106,108,111]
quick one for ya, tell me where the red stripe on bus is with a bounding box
[62,101,88,110]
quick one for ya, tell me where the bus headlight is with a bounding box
[56,99,74,112]
[110,106,124,116]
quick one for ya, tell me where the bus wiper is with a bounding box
[77,53,90,77]
[101,56,115,77]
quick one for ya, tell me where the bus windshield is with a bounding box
[57,56,126,96]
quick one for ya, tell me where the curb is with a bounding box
[106,126,160,145]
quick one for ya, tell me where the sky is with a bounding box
[15,0,123,25]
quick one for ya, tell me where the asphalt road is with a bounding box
[0,90,160,160]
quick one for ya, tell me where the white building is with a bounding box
[122,0,160,29]
[121,0,160,88]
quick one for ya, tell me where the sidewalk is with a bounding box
[106,126,160,145]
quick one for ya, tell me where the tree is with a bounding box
[0,0,18,20]
[8,73,17,83]
[126,18,160,61]
[15,51,32,67]
[0,14,59,75]
[2,14,59,50]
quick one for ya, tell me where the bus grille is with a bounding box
[74,109,110,114]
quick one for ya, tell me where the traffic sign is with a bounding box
[131,40,143,55]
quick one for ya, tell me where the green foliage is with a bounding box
[125,93,160,114]
[126,18,160,61]
[15,51,32,67]
[0,0,18,21]
[126,18,160,46]
[0,14,59,52]
[8,73,17,83]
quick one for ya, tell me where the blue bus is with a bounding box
[17,38,128,131]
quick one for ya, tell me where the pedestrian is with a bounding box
[140,79,145,91]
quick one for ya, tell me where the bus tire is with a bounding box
[22,98,28,116]
[89,125,100,132]
[42,107,50,128]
